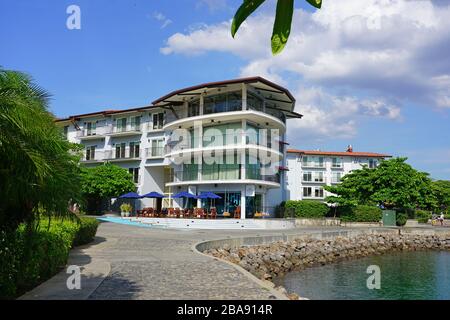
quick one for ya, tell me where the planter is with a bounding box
[121,211,131,217]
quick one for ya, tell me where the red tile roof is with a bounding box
[287,149,391,158]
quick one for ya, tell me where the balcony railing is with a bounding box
[104,148,141,161]
[77,127,108,138]
[331,177,341,184]
[80,150,105,162]
[146,147,164,158]
[302,177,326,183]
[107,124,142,134]
[302,161,325,168]
[165,132,284,154]
[331,163,343,169]
[246,167,280,183]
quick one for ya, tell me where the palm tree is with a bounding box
[0,68,82,231]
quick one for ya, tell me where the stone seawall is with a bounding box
[203,231,450,299]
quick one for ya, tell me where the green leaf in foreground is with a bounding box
[271,0,294,55]
[231,0,266,38]
[306,0,322,9]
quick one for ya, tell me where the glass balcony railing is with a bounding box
[302,161,325,168]
[80,150,105,162]
[104,148,141,160]
[146,147,164,158]
[77,127,107,138]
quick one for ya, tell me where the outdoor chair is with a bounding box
[167,208,175,218]
[234,206,241,219]
[175,208,181,218]
[209,207,217,219]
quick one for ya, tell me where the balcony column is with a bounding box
[241,185,246,220]
[240,119,247,220]
[242,83,247,111]
[200,94,204,116]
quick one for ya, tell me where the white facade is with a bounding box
[57,77,300,218]
[285,150,390,201]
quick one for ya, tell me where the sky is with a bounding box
[1,0,449,179]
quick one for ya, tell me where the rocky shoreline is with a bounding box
[204,232,450,300]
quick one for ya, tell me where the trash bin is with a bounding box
[382,210,396,226]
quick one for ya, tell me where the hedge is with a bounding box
[285,200,330,218]
[0,216,99,299]
[339,205,382,222]
[415,210,432,224]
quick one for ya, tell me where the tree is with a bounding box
[0,68,82,231]
[231,0,322,55]
[433,180,450,212]
[80,163,136,214]
[325,158,437,211]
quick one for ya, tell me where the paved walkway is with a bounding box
[20,220,349,300]
[20,220,449,300]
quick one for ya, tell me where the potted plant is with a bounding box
[120,203,132,217]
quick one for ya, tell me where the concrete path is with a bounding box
[19,220,349,300]
[20,220,448,300]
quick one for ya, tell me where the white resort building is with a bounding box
[285,147,391,202]
[57,77,391,219]
[57,77,301,219]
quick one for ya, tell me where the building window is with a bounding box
[85,146,96,161]
[150,139,164,157]
[332,172,342,183]
[84,121,97,136]
[129,168,140,184]
[332,157,342,168]
[116,118,127,133]
[203,91,242,114]
[247,92,263,112]
[314,172,324,182]
[188,100,200,117]
[115,143,126,159]
[303,187,312,197]
[130,116,141,131]
[369,159,378,169]
[152,112,164,130]
[315,187,324,198]
[303,172,312,182]
[129,142,140,158]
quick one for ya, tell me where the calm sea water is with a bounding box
[273,251,450,300]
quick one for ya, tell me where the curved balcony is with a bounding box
[165,167,281,188]
[163,110,286,132]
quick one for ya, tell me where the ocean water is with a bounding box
[273,251,450,300]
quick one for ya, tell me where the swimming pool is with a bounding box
[96,216,167,228]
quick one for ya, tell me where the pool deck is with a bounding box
[19,219,450,300]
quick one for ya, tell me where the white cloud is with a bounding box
[196,0,229,12]
[289,87,401,141]
[161,0,450,138]
[152,12,172,29]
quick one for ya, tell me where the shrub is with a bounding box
[396,213,408,226]
[285,200,330,218]
[415,210,431,223]
[340,205,382,222]
[73,217,99,247]
[0,216,99,299]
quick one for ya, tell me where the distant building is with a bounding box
[285,146,391,201]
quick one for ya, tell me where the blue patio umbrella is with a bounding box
[141,191,165,198]
[172,191,197,199]
[118,192,142,199]
[197,192,222,209]
[197,192,221,199]
[172,191,197,209]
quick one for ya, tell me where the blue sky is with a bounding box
[1,0,449,179]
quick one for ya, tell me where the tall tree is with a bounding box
[433,180,450,212]
[325,158,437,210]
[80,164,136,214]
[0,68,82,231]
[231,0,322,54]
